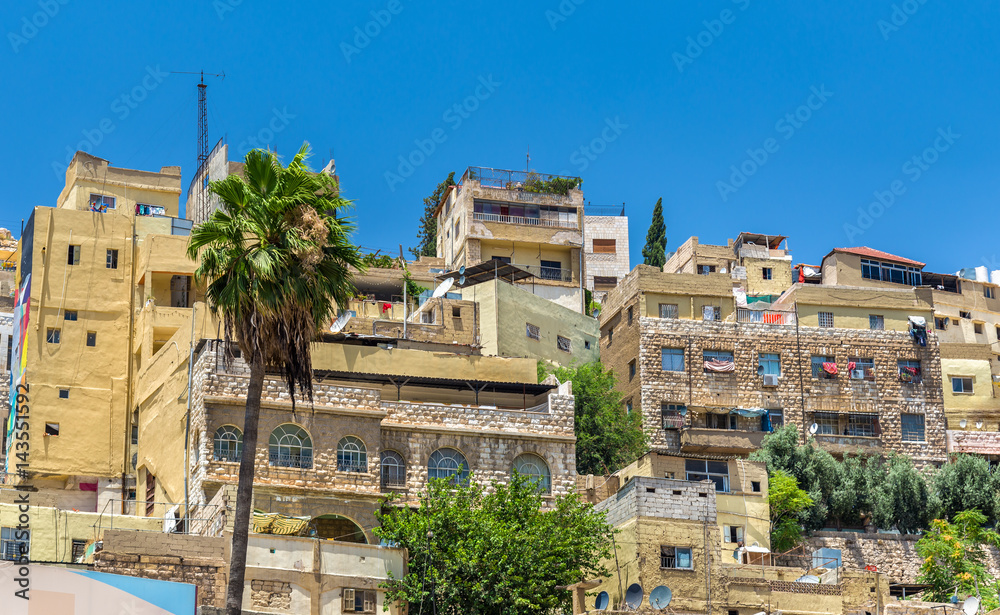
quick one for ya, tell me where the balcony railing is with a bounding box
[514,263,574,282]
[736,307,796,325]
[337,461,368,473]
[269,452,313,469]
[472,211,579,229]
[213,449,241,463]
[464,166,582,195]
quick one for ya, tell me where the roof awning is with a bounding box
[436,260,535,288]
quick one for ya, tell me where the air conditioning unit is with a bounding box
[762,374,779,386]
[851,369,866,380]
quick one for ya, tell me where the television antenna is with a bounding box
[170,70,225,216]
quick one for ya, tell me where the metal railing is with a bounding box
[269,451,313,469]
[464,166,582,195]
[513,263,573,282]
[736,307,796,325]
[472,211,579,229]
[93,499,221,535]
[213,449,242,463]
[336,461,368,473]
[381,473,407,489]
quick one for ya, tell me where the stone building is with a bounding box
[600,265,947,465]
[435,166,586,312]
[664,232,794,300]
[582,209,630,298]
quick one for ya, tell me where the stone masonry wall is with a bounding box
[596,476,717,527]
[584,215,630,291]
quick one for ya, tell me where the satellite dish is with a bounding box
[459,275,466,286]
[432,277,454,298]
[594,591,609,611]
[458,265,466,275]
[960,419,968,428]
[808,423,819,435]
[330,312,353,333]
[963,596,981,615]
[625,583,643,609]
[649,586,672,609]
[977,421,984,429]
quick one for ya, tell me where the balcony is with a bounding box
[268,452,313,469]
[736,307,796,325]
[813,434,882,455]
[464,166,581,196]
[472,211,578,229]
[514,263,574,283]
[681,428,766,454]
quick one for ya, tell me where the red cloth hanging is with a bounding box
[381,303,392,313]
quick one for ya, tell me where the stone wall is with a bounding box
[596,476,716,527]
[583,215,630,291]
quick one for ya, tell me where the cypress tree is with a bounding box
[411,172,456,258]
[642,197,667,268]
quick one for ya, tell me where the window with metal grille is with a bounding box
[660,546,693,569]
[89,193,115,210]
[762,268,772,280]
[557,335,571,352]
[0,527,29,562]
[769,409,784,429]
[659,303,679,319]
[526,323,540,340]
[702,305,721,321]
[513,453,551,493]
[540,260,562,280]
[685,459,729,492]
[46,328,60,344]
[662,404,685,429]
[704,349,734,363]
[592,239,616,253]
[381,450,406,489]
[813,413,839,435]
[106,249,119,269]
[759,353,780,376]
[71,539,87,562]
[661,348,684,372]
[898,360,921,384]
[213,426,243,462]
[869,315,884,330]
[811,355,835,378]
[846,414,879,437]
[901,414,925,442]
[268,424,313,469]
[697,265,716,275]
[848,357,875,381]
[170,275,191,308]
[337,436,368,473]
[818,312,834,328]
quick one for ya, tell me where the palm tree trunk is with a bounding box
[226,355,265,615]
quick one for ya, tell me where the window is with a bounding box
[420,311,435,324]
[975,322,984,335]
[71,539,87,563]
[702,305,721,321]
[89,193,115,210]
[46,328,61,344]
[628,359,636,380]
[762,268,773,280]
[987,286,996,299]
[145,472,156,516]
[490,255,512,264]
[706,413,738,430]
[818,312,834,328]
[557,335,571,353]
[627,306,633,325]
[592,239,617,253]
[935,317,947,330]
[725,526,744,543]
[607,326,613,345]
[343,588,376,613]
[213,426,242,462]
[337,436,368,472]
[540,260,562,281]
[846,413,879,437]
[685,459,729,492]
[452,306,462,318]
[67,245,81,265]
[901,414,926,442]
[64,310,78,321]
[661,348,685,372]
[86,331,97,347]
[5,335,11,371]
[659,303,679,319]
[268,424,313,468]
[662,404,686,429]
[44,423,59,436]
[848,357,875,381]
[526,323,540,340]
[106,249,119,269]
[996,326,1000,339]
[952,377,974,394]
[704,349,734,369]
[768,409,784,429]
[626,400,633,414]
[869,315,884,330]
[170,275,191,308]
[697,265,716,275]
[813,413,839,435]
[811,355,835,378]
[898,360,922,384]
[593,276,617,290]
[1,527,29,562]
[960,311,972,319]
[660,546,693,569]
[861,259,881,281]
[428,448,469,484]
[751,481,761,493]
[57,389,70,400]
[512,453,551,493]
[381,450,406,489]
[584,340,591,350]
[860,258,922,286]
[758,353,780,376]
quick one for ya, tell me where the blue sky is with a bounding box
[2,0,999,272]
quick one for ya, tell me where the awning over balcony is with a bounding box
[436,261,535,288]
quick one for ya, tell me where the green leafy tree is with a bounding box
[188,144,364,615]
[411,171,456,258]
[871,453,934,534]
[546,362,647,475]
[829,453,878,528]
[768,470,814,552]
[917,510,1000,608]
[641,197,667,268]
[933,454,1000,523]
[375,474,614,615]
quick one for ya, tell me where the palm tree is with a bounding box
[188,144,364,615]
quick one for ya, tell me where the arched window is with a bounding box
[337,436,367,472]
[268,424,312,469]
[213,425,243,462]
[381,450,406,489]
[428,448,469,484]
[513,453,551,493]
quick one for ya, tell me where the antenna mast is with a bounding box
[170,69,224,221]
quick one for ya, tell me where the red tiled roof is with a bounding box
[828,247,925,268]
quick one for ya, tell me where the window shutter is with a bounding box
[364,590,376,612]
[344,589,355,611]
